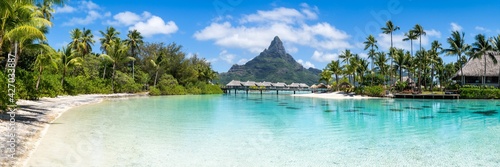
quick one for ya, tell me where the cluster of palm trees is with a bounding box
[320,20,499,92]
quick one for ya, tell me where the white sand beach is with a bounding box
[291,91,376,99]
[0,93,147,167]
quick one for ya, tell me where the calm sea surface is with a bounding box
[27,94,500,166]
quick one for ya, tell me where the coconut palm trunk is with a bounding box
[35,66,43,91]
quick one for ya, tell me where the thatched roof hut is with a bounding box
[317,83,328,89]
[298,83,309,88]
[454,53,500,78]
[241,81,257,87]
[310,84,318,89]
[226,80,242,87]
[272,82,286,88]
[256,81,272,87]
[288,83,300,88]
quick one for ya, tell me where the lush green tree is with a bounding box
[34,45,58,91]
[124,29,144,79]
[339,49,354,84]
[363,34,378,85]
[381,20,399,85]
[374,51,388,85]
[429,40,442,91]
[101,39,133,92]
[59,47,83,86]
[99,26,120,54]
[403,30,418,57]
[327,60,342,90]
[319,68,332,85]
[471,34,496,85]
[443,31,471,85]
[393,49,409,82]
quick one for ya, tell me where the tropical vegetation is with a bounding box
[0,0,221,111]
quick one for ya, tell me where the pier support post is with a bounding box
[276,90,279,94]
[246,89,249,94]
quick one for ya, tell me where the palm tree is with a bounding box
[319,69,333,85]
[356,58,369,85]
[381,20,400,86]
[150,52,167,87]
[101,39,133,92]
[411,24,426,51]
[327,60,342,91]
[68,28,82,52]
[36,0,54,21]
[393,49,409,82]
[59,47,83,86]
[429,40,442,91]
[80,28,94,56]
[99,26,120,54]
[374,51,389,85]
[443,31,471,85]
[35,47,59,91]
[471,34,496,85]
[124,29,144,79]
[363,34,378,86]
[0,1,52,67]
[403,30,418,57]
[339,49,354,84]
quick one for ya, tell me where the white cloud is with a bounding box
[475,26,491,32]
[105,11,178,37]
[129,16,178,37]
[358,53,369,59]
[63,1,109,26]
[451,22,462,32]
[237,58,249,65]
[194,6,351,54]
[219,50,235,64]
[81,0,99,10]
[297,59,316,69]
[311,50,338,62]
[64,10,107,26]
[426,29,441,38]
[55,5,76,14]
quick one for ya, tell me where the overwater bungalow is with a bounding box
[452,53,500,86]
[256,81,273,89]
[241,81,257,88]
[226,80,243,89]
[272,82,287,89]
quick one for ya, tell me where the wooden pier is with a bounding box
[393,93,460,99]
[221,87,311,95]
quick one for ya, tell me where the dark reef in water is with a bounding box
[359,112,376,116]
[390,109,403,112]
[286,107,301,110]
[472,110,498,116]
[420,116,435,119]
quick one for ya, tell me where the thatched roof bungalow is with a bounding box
[226,80,242,88]
[272,82,287,88]
[298,83,309,88]
[453,53,500,86]
[256,81,272,88]
[241,81,257,87]
[288,83,300,88]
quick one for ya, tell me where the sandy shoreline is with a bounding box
[0,93,147,167]
[291,91,376,99]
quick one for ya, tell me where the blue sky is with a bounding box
[47,0,500,72]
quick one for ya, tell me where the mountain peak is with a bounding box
[266,36,286,55]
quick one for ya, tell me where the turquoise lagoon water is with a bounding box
[27,94,500,166]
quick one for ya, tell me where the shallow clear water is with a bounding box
[28,94,500,166]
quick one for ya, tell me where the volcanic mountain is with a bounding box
[219,36,321,85]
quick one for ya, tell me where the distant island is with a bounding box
[219,36,321,85]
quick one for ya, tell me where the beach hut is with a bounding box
[226,80,242,88]
[288,83,300,89]
[452,52,500,86]
[241,81,257,88]
[256,81,272,89]
[298,83,309,89]
[272,82,287,89]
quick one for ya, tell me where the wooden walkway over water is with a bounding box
[222,87,312,94]
[393,94,460,99]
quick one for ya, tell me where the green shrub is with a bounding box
[460,88,500,99]
[38,73,63,98]
[364,85,385,97]
[202,84,223,94]
[16,69,38,100]
[149,87,161,96]
[162,85,186,95]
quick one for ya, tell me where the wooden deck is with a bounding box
[222,87,311,94]
[393,93,460,99]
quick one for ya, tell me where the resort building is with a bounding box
[272,82,287,89]
[256,81,273,89]
[226,80,242,89]
[453,53,500,86]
